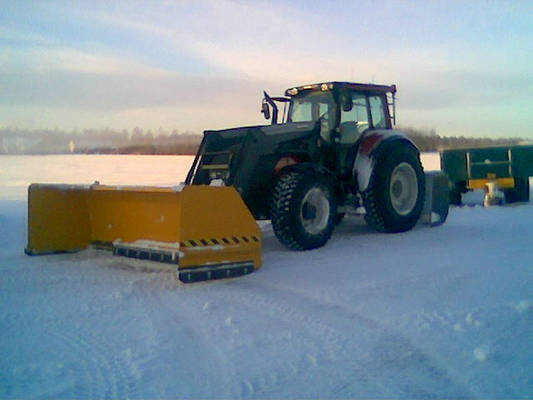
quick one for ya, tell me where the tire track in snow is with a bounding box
[6,247,472,398]
[2,257,145,399]
[48,264,156,399]
[15,252,239,399]
[125,275,238,398]
[50,325,141,399]
[218,279,475,398]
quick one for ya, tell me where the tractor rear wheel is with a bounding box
[363,145,425,232]
[271,171,336,250]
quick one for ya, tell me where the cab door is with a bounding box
[337,93,371,174]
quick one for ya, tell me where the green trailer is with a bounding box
[441,145,533,205]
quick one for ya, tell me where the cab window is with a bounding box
[289,91,336,141]
[290,100,312,122]
[369,95,387,129]
[290,91,334,124]
[339,93,369,144]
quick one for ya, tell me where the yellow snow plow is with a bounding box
[25,183,261,283]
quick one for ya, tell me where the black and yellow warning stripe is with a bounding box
[180,235,260,248]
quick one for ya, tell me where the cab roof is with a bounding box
[285,81,396,97]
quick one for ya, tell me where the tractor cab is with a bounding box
[262,82,396,146]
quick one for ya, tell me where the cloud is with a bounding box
[0,45,172,77]
[0,66,262,110]
[64,1,375,83]
[398,69,532,111]
[0,26,52,46]
[1,1,532,137]
[66,1,485,89]
[0,99,267,133]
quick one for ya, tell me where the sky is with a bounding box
[0,0,532,138]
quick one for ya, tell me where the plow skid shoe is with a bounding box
[179,261,255,283]
[26,184,261,282]
[113,241,180,264]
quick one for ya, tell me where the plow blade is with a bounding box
[26,184,261,282]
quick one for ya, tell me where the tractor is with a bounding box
[186,82,426,250]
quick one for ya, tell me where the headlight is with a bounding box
[287,88,298,95]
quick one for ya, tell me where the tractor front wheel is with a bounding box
[271,171,336,250]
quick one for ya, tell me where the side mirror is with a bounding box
[261,101,270,120]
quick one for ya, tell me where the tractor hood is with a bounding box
[260,121,317,136]
[202,121,317,141]
[196,121,319,159]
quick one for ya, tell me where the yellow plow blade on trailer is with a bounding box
[26,184,261,283]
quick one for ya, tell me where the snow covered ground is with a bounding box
[1,154,532,399]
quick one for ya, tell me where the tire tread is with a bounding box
[271,171,336,250]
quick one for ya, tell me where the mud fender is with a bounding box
[353,129,419,192]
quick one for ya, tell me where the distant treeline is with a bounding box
[400,127,529,152]
[0,127,202,155]
[0,126,529,155]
